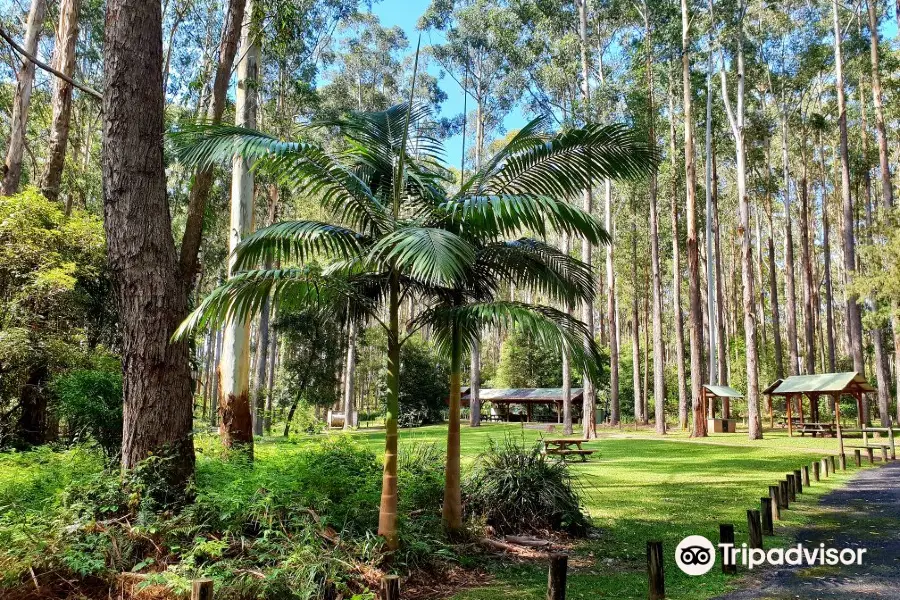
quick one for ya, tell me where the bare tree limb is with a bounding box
[0,23,102,101]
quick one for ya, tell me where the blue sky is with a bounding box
[371,0,529,165]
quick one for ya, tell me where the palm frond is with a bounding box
[415,301,602,382]
[480,123,655,199]
[173,267,371,340]
[169,123,389,235]
[462,116,552,194]
[436,194,611,245]
[369,226,475,286]
[230,221,369,273]
[475,239,594,305]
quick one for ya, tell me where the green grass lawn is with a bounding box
[336,422,867,600]
[1,423,870,600]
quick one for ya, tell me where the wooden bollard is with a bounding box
[192,579,214,600]
[381,575,400,600]
[761,497,774,534]
[802,465,810,487]
[779,481,789,509]
[867,447,875,465]
[793,469,803,494]
[646,542,665,600]
[719,524,737,574]
[813,461,820,482]
[829,455,836,472]
[855,449,862,467]
[822,457,829,477]
[786,474,797,502]
[547,554,568,600]
[881,446,889,463]
[747,510,763,549]
[769,486,781,520]
[839,453,846,470]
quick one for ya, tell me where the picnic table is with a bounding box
[796,422,836,437]
[541,438,596,461]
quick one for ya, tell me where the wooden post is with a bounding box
[822,457,829,477]
[547,554,568,600]
[881,446,889,463]
[646,542,665,600]
[779,481,789,508]
[761,497,774,534]
[768,395,774,429]
[192,579,214,600]
[813,461,820,481]
[769,486,782,519]
[787,395,793,437]
[381,575,400,600]
[719,524,736,574]
[829,455,836,473]
[867,447,875,464]
[839,453,846,470]
[888,425,896,459]
[802,465,810,487]
[836,400,844,456]
[786,474,796,502]
[793,469,803,494]
[855,449,862,467]
[747,510,763,549]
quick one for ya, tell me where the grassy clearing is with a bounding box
[0,423,870,599]
[344,422,866,600]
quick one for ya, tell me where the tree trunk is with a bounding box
[819,134,836,374]
[799,172,815,375]
[668,75,688,430]
[704,42,718,386]
[178,0,247,286]
[561,234,574,435]
[832,0,867,421]
[577,0,598,437]
[712,139,728,389]
[644,8,666,435]
[442,323,463,533]
[265,328,278,433]
[17,363,49,446]
[253,186,278,435]
[469,340,481,426]
[605,180,619,429]
[682,0,705,438]
[632,218,644,424]
[2,0,47,196]
[866,0,893,209]
[719,0,760,439]
[780,112,800,376]
[219,0,258,454]
[103,0,195,489]
[343,318,358,430]
[764,141,785,380]
[40,0,80,202]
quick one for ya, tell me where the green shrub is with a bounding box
[393,338,450,428]
[52,369,123,458]
[464,435,589,535]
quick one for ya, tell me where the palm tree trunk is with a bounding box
[40,0,80,202]
[378,270,401,549]
[833,0,867,421]
[219,0,258,454]
[443,322,463,532]
[2,0,46,196]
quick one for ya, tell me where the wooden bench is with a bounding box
[542,438,596,462]
[797,422,836,437]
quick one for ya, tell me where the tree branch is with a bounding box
[0,24,102,101]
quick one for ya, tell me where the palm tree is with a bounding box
[171,104,652,548]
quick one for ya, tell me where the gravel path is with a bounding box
[715,461,900,599]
